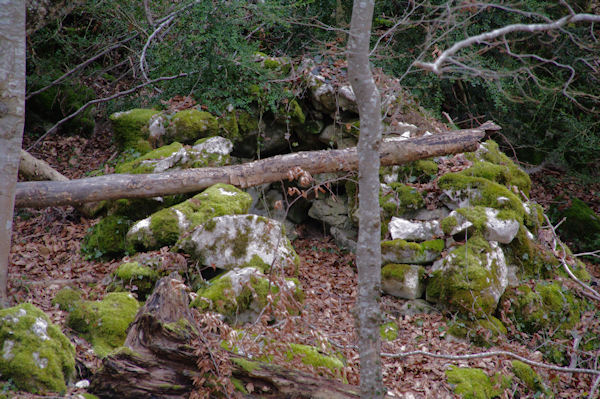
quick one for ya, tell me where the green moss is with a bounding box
[511,360,546,394]
[231,357,260,373]
[381,183,425,217]
[466,140,531,196]
[51,288,82,312]
[115,142,183,174]
[398,159,439,183]
[242,254,271,273]
[287,343,345,375]
[82,394,100,399]
[381,239,444,265]
[149,209,183,247]
[109,261,159,300]
[67,292,139,358]
[277,99,305,126]
[382,263,425,281]
[237,111,259,135]
[230,377,248,394]
[168,109,218,143]
[445,366,508,399]
[438,173,525,220]
[550,196,600,255]
[447,317,507,347]
[110,108,159,152]
[380,322,399,341]
[441,215,458,236]
[81,215,132,260]
[0,304,75,394]
[426,237,501,317]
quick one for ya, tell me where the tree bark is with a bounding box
[15,127,492,209]
[90,273,393,399]
[0,0,26,307]
[347,0,385,396]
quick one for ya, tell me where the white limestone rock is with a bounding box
[388,217,443,242]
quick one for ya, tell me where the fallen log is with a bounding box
[89,273,386,399]
[19,149,101,216]
[16,122,496,208]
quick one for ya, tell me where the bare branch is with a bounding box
[414,13,600,75]
[27,72,190,151]
[140,16,176,83]
[26,34,138,101]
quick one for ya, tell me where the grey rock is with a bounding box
[388,217,442,241]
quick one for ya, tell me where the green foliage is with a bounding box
[81,215,133,260]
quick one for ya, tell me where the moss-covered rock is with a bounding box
[463,140,531,196]
[127,184,252,251]
[426,237,508,317]
[178,214,300,272]
[381,183,425,219]
[438,173,525,219]
[167,109,218,143]
[276,99,306,127]
[381,263,426,299]
[108,261,159,300]
[217,109,241,143]
[381,239,444,265]
[0,303,75,393]
[398,159,439,183]
[441,206,520,244]
[110,108,160,152]
[445,366,509,399]
[115,142,184,174]
[81,215,133,260]
[67,292,139,357]
[191,267,303,324]
[51,288,82,312]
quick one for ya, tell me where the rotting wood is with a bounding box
[15,123,496,209]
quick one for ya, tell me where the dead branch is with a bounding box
[16,124,492,208]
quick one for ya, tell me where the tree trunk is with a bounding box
[90,273,393,399]
[347,0,385,396]
[0,0,26,307]
[15,127,492,209]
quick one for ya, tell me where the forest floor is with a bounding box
[7,127,600,398]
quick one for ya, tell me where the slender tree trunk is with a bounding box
[0,0,26,307]
[347,0,385,397]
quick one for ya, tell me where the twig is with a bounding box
[143,0,155,27]
[574,249,600,259]
[27,72,190,151]
[382,349,600,375]
[26,34,138,101]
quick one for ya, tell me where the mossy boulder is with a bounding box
[0,303,75,394]
[276,99,306,127]
[108,261,159,300]
[167,109,218,143]
[81,215,133,260]
[177,214,300,272]
[127,183,252,251]
[441,206,520,244]
[398,159,439,183]
[51,288,82,312]
[110,108,160,152]
[381,239,444,265]
[191,267,303,324]
[381,263,427,299]
[445,366,510,399]
[426,237,508,317]
[217,109,241,143]
[67,292,139,357]
[380,183,425,220]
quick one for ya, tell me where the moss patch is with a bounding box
[108,261,159,300]
[0,303,75,394]
[380,321,399,341]
[115,142,184,174]
[381,239,444,265]
[67,292,139,357]
[445,366,509,399]
[511,360,547,394]
[287,343,345,377]
[447,316,507,347]
[51,288,82,312]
